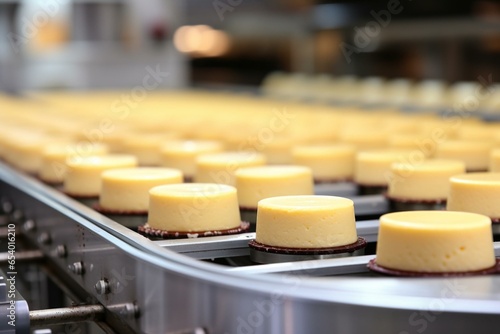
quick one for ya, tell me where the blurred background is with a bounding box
[1,0,500,92]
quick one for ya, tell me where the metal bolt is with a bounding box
[1,200,12,214]
[33,330,52,334]
[94,279,110,295]
[55,245,67,258]
[23,219,36,232]
[68,262,85,275]
[9,209,23,223]
[37,232,51,245]
[166,328,207,334]
[118,303,140,319]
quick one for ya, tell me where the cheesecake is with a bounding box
[255,195,358,248]
[291,144,355,182]
[122,133,176,166]
[373,211,496,274]
[63,154,138,197]
[235,165,314,209]
[447,173,500,221]
[355,150,415,194]
[147,183,242,232]
[194,152,266,186]
[489,149,500,172]
[40,142,108,183]
[435,140,493,172]
[339,129,388,150]
[387,159,465,210]
[98,167,183,213]
[160,140,224,180]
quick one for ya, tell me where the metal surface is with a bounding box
[0,250,43,263]
[493,224,500,235]
[29,305,105,328]
[314,183,389,217]
[389,200,447,212]
[230,254,375,276]
[156,220,379,260]
[352,195,389,217]
[249,247,365,264]
[0,269,30,334]
[314,182,358,197]
[1,162,500,333]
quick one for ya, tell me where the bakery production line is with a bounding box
[0,86,500,334]
[2,0,500,333]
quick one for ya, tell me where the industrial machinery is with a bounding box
[1,158,499,333]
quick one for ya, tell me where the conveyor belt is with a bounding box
[1,162,500,334]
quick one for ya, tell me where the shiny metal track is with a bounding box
[1,162,500,334]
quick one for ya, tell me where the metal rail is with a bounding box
[29,305,105,328]
[155,220,379,259]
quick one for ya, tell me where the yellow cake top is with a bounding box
[437,140,492,152]
[101,167,183,182]
[235,165,312,179]
[258,195,353,211]
[357,150,413,162]
[196,152,266,166]
[149,183,235,198]
[161,140,223,155]
[292,144,355,156]
[450,173,500,186]
[391,159,465,174]
[380,210,492,231]
[43,142,108,158]
[67,155,138,169]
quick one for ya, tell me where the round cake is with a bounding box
[388,134,433,157]
[374,211,496,273]
[64,155,138,197]
[355,150,415,193]
[388,159,465,203]
[435,140,493,172]
[255,195,358,249]
[291,144,355,182]
[194,152,266,186]
[99,167,183,213]
[3,132,54,174]
[447,173,500,221]
[235,166,314,209]
[259,137,293,165]
[160,140,224,179]
[40,142,108,183]
[339,129,388,151]
[121,134,173,166]
[147,183,241,232]
[489,149,500,172]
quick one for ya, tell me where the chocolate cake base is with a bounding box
[367,258,500,277]
[358,185,387,196]
[249,237,367,264]
[388,197,446,212]
[93,204,147,229]
[138,221,250,239]
[314,177,353,184]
